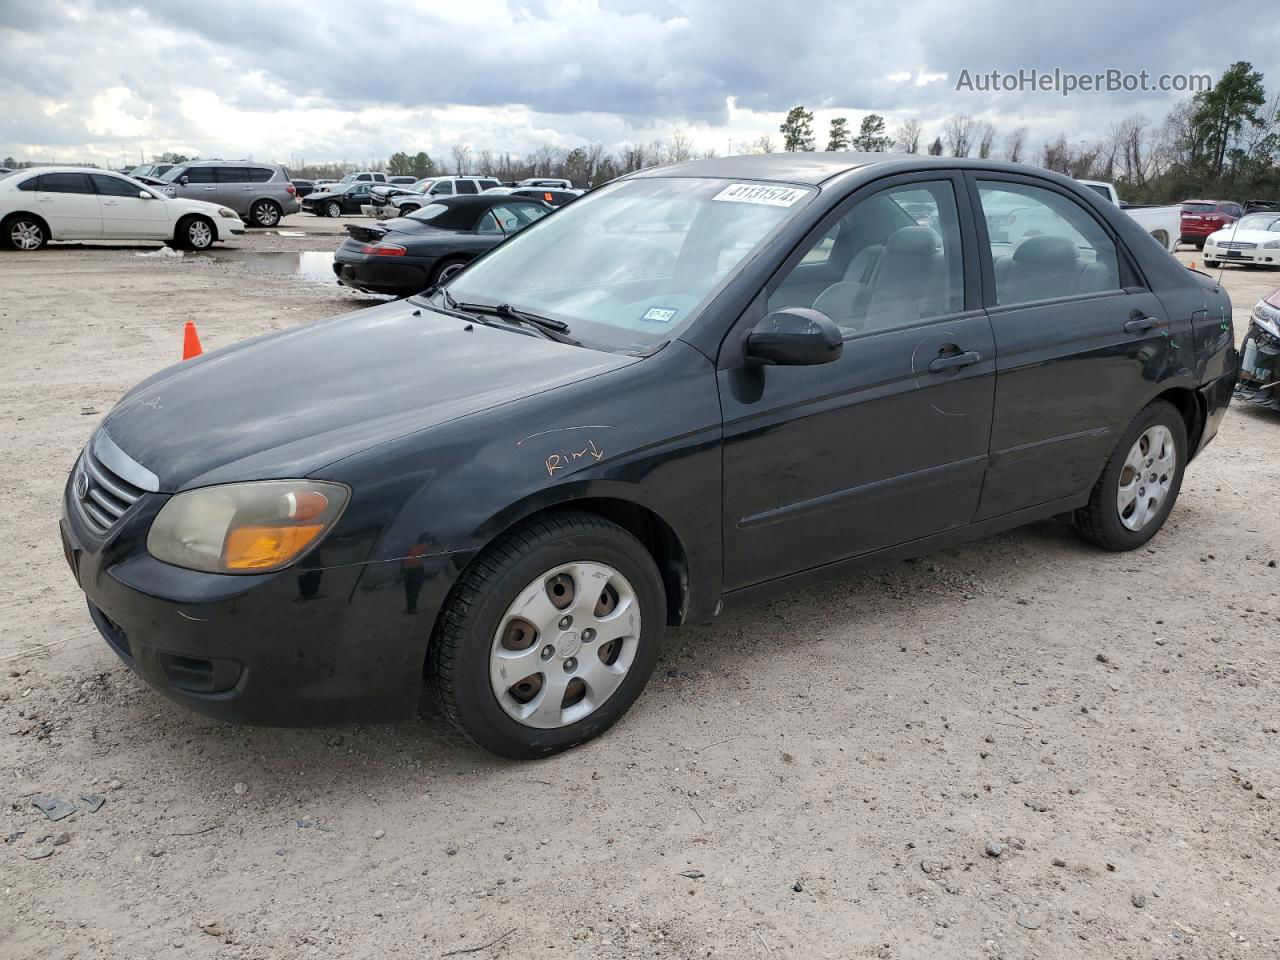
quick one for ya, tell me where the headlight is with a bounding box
[1252,303,1280,339]
[1265,239,1280,249]
[217,207,238,219]
[147,480,349,574]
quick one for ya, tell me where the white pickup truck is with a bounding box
[1077,180,1181,253]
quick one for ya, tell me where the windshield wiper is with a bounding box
[452,300,580,346]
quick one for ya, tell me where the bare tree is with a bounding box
[975,121,997,159]
[1004,126,1028,164]
[1040,133,1071,173]
[620,142,647,173]
[450,143,472,175]
[943,114,977,157]
[893,118,922,154]
[668,130,694,163]
[747,134,775,154]
[475,149,495,177]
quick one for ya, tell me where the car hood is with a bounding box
[101,299,637,491]
[1208,228,1280,244]
[169,196,236,218]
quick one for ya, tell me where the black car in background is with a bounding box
[291,179,318,198]
[302,180,376,217]
[333,194,551,295]
[60,154,1235,759]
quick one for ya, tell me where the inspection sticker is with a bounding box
[642,306,678,323]
[711,183,807,207]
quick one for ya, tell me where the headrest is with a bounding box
[886,225,939,255]
[1013,234,1079,264]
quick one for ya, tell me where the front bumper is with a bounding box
[1204,245,1280,265]
[60,469,455,726]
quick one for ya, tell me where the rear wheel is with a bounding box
[428,511,665,759]
[249,199,281,228]
[4,215,47,251]
[431,257,467,285]
[1074,401,1186,551]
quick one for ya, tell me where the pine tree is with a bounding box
[826,117,850,151]
[779,106,816,152]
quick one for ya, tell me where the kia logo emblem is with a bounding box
[74,471,89,500]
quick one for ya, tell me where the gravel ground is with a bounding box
[1,218,1278,960]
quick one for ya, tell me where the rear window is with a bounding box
[1183,203,1214,213]
[39,172,93,194]
[405,202,451,222]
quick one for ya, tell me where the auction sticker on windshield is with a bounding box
[712,183,808,207]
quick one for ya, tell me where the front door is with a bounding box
[90,174,170,239]
[34,172,102,239]
[968,175,1178,519]
[719,175,996,591]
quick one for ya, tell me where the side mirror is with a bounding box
[745,307,843,366]
[178,176,189,186]
[138,190,152,199]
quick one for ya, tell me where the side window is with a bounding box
[216,166,250,183]
[38,172,93,194]
[977,181,1121,306]
[91,174,143,197]
[769,180,965,335]
[455,179,479,195]
[246,167,274,183]
[492,203,548,233]
[431,181,454,195]
[18,176,39,192]
[476,210,502,235]
[183,167,216,184]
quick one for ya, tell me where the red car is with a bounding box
[1181,199,1243,248]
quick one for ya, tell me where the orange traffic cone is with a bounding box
[1188,260,1197,270]
[182,321,203,360]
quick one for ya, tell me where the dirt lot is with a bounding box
[2,217,1278,960]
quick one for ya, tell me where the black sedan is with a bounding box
[332,194,551,296]
[60,154,1235,760]
[302,180,376,217]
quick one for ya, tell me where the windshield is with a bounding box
[1233,214,1280,232]
[443,177,814,354]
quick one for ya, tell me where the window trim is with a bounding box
[964,171,1145,313]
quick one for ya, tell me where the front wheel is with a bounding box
[326,201,342,218]
[1204,259,1219,268]
[428,512,666,759]
[179,216,215,250]
[1074,401,1186,551]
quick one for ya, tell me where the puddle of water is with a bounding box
[191,251,337,283]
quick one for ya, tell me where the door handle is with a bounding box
[1124,316,1160,334]
[929,349,982,373]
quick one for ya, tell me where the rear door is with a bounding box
[34,172,101,238]
[91,174,169,239]
[969,173,1177,519]
[213,166,250,213]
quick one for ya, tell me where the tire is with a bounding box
[3,214,48,251]
[431,257,468,285]
[1194,239,1205,250]
[178,216,215,251]
[398,204,420,215]
[249,199,282,228]
[1204,259,1219,268]
[428,511,666,759]
[326,201,342,219]
[1074,400,1187,551]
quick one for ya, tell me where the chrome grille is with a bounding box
[72,431,158,535]
[1219,241,1256,250]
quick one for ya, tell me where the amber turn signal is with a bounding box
[223,524,325,570]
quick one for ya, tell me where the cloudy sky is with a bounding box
[2,0,1278,169]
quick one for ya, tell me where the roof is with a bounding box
[628,151,1063,187]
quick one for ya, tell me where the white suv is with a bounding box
[0,167,245,251]
[386,176,503,215]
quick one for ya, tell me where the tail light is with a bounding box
[285,184,297,196]
[360,243,406,256]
